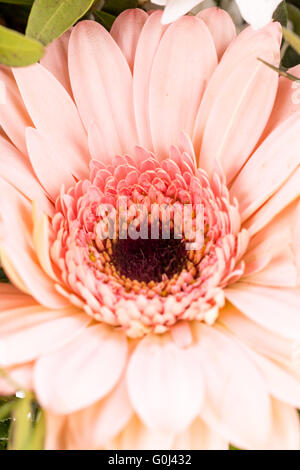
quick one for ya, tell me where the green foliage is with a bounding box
[94,9,116,30]
[282,3,300,67]
[283,26,300,54]
[0,268,9,283]
[26,0,95,45]
[0,398,15,451]
[0,0,33,4]
[103,0,137,16]
[0,395,45,450]
[0,23,44,66]
[273,1,288,27]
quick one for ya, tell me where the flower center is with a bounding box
[110,236,186,284]
[50,145,249,337]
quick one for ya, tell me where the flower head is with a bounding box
[0,8,299,450]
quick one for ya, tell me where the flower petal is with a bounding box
[127,333,204,433]
[0,363,33,395]
[195,324,272,450]
[161,0,205,25]
[173,417,228,450]
[0,135,53,216]
[0,179,67,308]
[197,7,236,60]
[26,127,75,200]
[0,306,89,366]
[243,200,300,287]
[13,63,89,180]
[110,9,148,72]
[40,30,72,95]
[225,283,300,340]
[262,399,300,450]
[193,23,281,173]
[133,10,167,151]
[149,15,217,159]
[0,67,32,154]
[235,0,283,29]
[110,415,174,450]
[262,64,300,138]
[0,283,35,310]
[68,20,138,160]
[34,324,127,414]
[230,112,300,222]
[68,374,133,449]
[197,24,280,181]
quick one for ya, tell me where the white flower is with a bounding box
[151,0,283,29]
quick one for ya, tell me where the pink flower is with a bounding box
[0,8,300,450]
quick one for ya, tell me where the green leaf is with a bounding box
[0,24,44,66]
[0,400,16,422]
[94,10,116,30]
[273,1,288,27]
[283,26,300,55]
[8,394,35,450]
[23,408,45,450]
[26,0,95,46]
[0,268,9,283]
[287,3,300,34]
[282,45,300,68]
[0,0,33,4]
[103,0,137,16]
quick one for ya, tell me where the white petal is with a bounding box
[161,0,205,24]
[235,0,282,29]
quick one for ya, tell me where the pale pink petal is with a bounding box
[68,375,133,449]
[171,321,192,348]
[197,28,280,181]
[133,11,167,151]
[88,121,119,165]
[32,204,59,282]
[243,201,300,287]
[0,179,68,308]
[193,23,281,168]
[244,167,300,236]
[197,7,236,60]
[261,65,300,140]
[262,399,300,450]
[110,9,148,72]
[248,349,300,409]
[220,304,296,367]
[149,16,217,160]
[0,306,89,366]
[225,283,300,340]
[0,136,53,217]
[173,418,228,450]
[34,324,128,414]
[44,412,68,450]
[40,30,72,95]
[110,415,173,450]
[0,363,33,395]
[231,112,300,221]
[127,333,204,433]
[13,63,89,180]
[26,127,75,200]
[0,67,32,154]
[0,283,35,311]
[195,324,272,450]
[68,20,138,160]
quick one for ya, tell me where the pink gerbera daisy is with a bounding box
[0,7,299,450]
